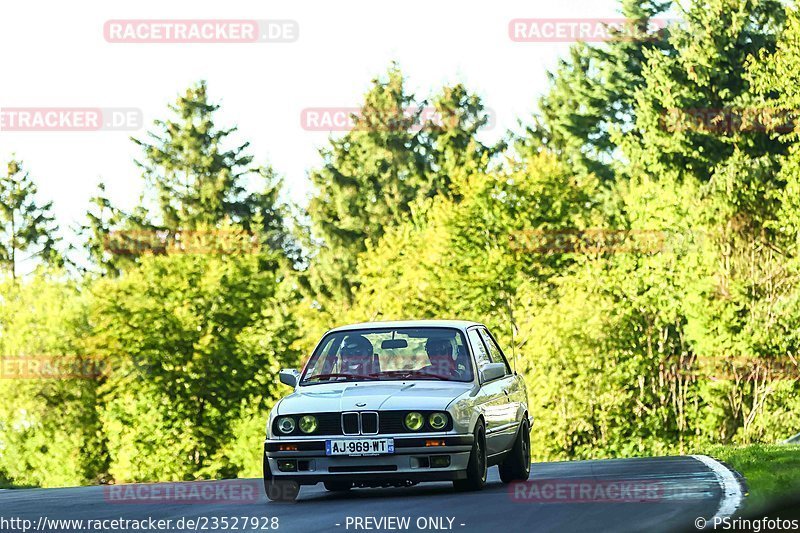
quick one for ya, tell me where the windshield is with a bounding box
[301,327,474,384]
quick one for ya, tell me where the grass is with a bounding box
[701,444,800,513]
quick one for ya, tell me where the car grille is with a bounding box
[379,412,407,434]
[316,413,342,435]
[361,412,379,434]
[342,413,360,435]
[272,411,452,436]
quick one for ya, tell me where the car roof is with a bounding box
[327,320,484,334]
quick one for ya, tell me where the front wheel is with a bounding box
[453,420,487,491]
[499,419,531,483]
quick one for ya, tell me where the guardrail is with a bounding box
[781,433,800,445]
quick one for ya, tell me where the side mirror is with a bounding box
[279,369,300,388]
[480,363,506,383]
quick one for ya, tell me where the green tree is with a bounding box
[306,65,429,305]
[426,83,498,201]
[85,82,294,274]
[79,183,156,277]
[305,64,496,307]
[622,0,787,182]
[344,149,598,351]
[89,243,300,481]
[524,0,674,181]
[133,82,287,237]
[0,273,106,487]
[0,160,61,279]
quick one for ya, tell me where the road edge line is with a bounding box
[690,454,744,522]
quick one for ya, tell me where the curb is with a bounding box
[690,454,745,526]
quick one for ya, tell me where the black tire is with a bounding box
[453,420,487,491]
[324,481,352,492]
[499,418,531,483]
[263,456,299,502]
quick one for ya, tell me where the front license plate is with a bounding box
[325,438,394,456]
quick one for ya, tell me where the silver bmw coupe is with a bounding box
[263,320,532,501]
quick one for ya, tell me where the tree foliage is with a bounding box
[0,160,61,279]
[304,64,497,306]
[89,247,300,481]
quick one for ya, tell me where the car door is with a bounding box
[466,327,510,458]
[477,327,520,454]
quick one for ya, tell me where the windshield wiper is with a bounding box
[372,370,450,381]
[304,372,379,382]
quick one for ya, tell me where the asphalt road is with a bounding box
[0,456,735,533]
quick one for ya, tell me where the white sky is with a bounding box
[1,0,624,250]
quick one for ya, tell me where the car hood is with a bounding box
[276,381,473,414]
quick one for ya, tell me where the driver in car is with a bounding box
[422,338,459,378]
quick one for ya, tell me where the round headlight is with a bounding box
[429,412,448,430]
[405,412,424,431]
[277,417,296,434]
[299,415,318,434]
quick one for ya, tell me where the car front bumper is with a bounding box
[264,435,473,485]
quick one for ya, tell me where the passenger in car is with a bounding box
[340,335,376,375]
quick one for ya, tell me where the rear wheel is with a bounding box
[324,481,352,492]
[499,419,531,483]
[453,420,487,491]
